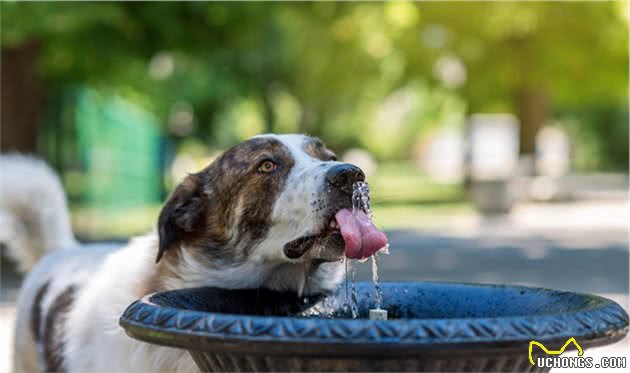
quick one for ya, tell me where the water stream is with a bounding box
[350,181,386,315]
[371,255,382,310]
[350,266,359,319]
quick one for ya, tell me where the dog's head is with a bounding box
[155,134,371,293]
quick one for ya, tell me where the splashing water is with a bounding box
[352,181,372,218]
[350,266,359,319]
[371,254,382,309]
[344,257,349,299]
[353,181,372,265]
[350,181,387,312]
[343,258,360,319]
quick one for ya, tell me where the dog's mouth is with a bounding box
[283,208,387,262]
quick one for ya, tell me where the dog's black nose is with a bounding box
[326,164,365,193]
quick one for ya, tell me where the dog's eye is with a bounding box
[258,160,277,173]
[329,155,337,161]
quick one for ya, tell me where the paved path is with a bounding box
[354,229,628,295]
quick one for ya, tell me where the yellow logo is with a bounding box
[528,337,584,366]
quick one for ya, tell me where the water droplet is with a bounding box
[352,181,372,218]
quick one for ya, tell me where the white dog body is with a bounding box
[2,134,377,372]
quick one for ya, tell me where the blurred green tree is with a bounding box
[2,2,292,144]
[413,1,628,162]
[1,1,627,169]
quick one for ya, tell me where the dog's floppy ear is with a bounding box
[156,173,206,263]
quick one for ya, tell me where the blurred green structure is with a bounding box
[75,90,161,212]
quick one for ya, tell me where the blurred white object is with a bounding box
[536,126,570,177]
[417,127,465,183]
[470,179,517,215]
[526,173,628,202]
[529,176,561,201]
[517,126,572,201]
[170,154,198,183]
[169,101,195,137]
[342,149,377,178]
[468,114,519,181]
[433,54,467,89]
[468,114,520,214]
[369,308,388,320]
[148,52,174,80]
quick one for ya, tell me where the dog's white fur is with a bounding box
[0,154,78,272]
[3,134,347,372]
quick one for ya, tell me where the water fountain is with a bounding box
[120,282,627,372]
[119,181,628,371]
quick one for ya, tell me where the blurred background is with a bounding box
[1,1,628,371]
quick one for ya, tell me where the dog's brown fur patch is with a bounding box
[303,137,337,161]
[43,285,75,372]
[30,281,50,343]
[29,284,76,372]
[156,137,295,285]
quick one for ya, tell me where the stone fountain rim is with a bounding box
[119,281,628,355]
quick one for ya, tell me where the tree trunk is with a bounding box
[1,41,43,153]
[515,88,549,157]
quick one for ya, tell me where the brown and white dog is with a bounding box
[1,134,387,372]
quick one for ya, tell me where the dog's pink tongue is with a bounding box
[335,208,388,260]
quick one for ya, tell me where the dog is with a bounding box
[1,134,387,372]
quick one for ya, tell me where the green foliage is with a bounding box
[416,1,628,111]
[1,1,627,168]
[560,105,629,171]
